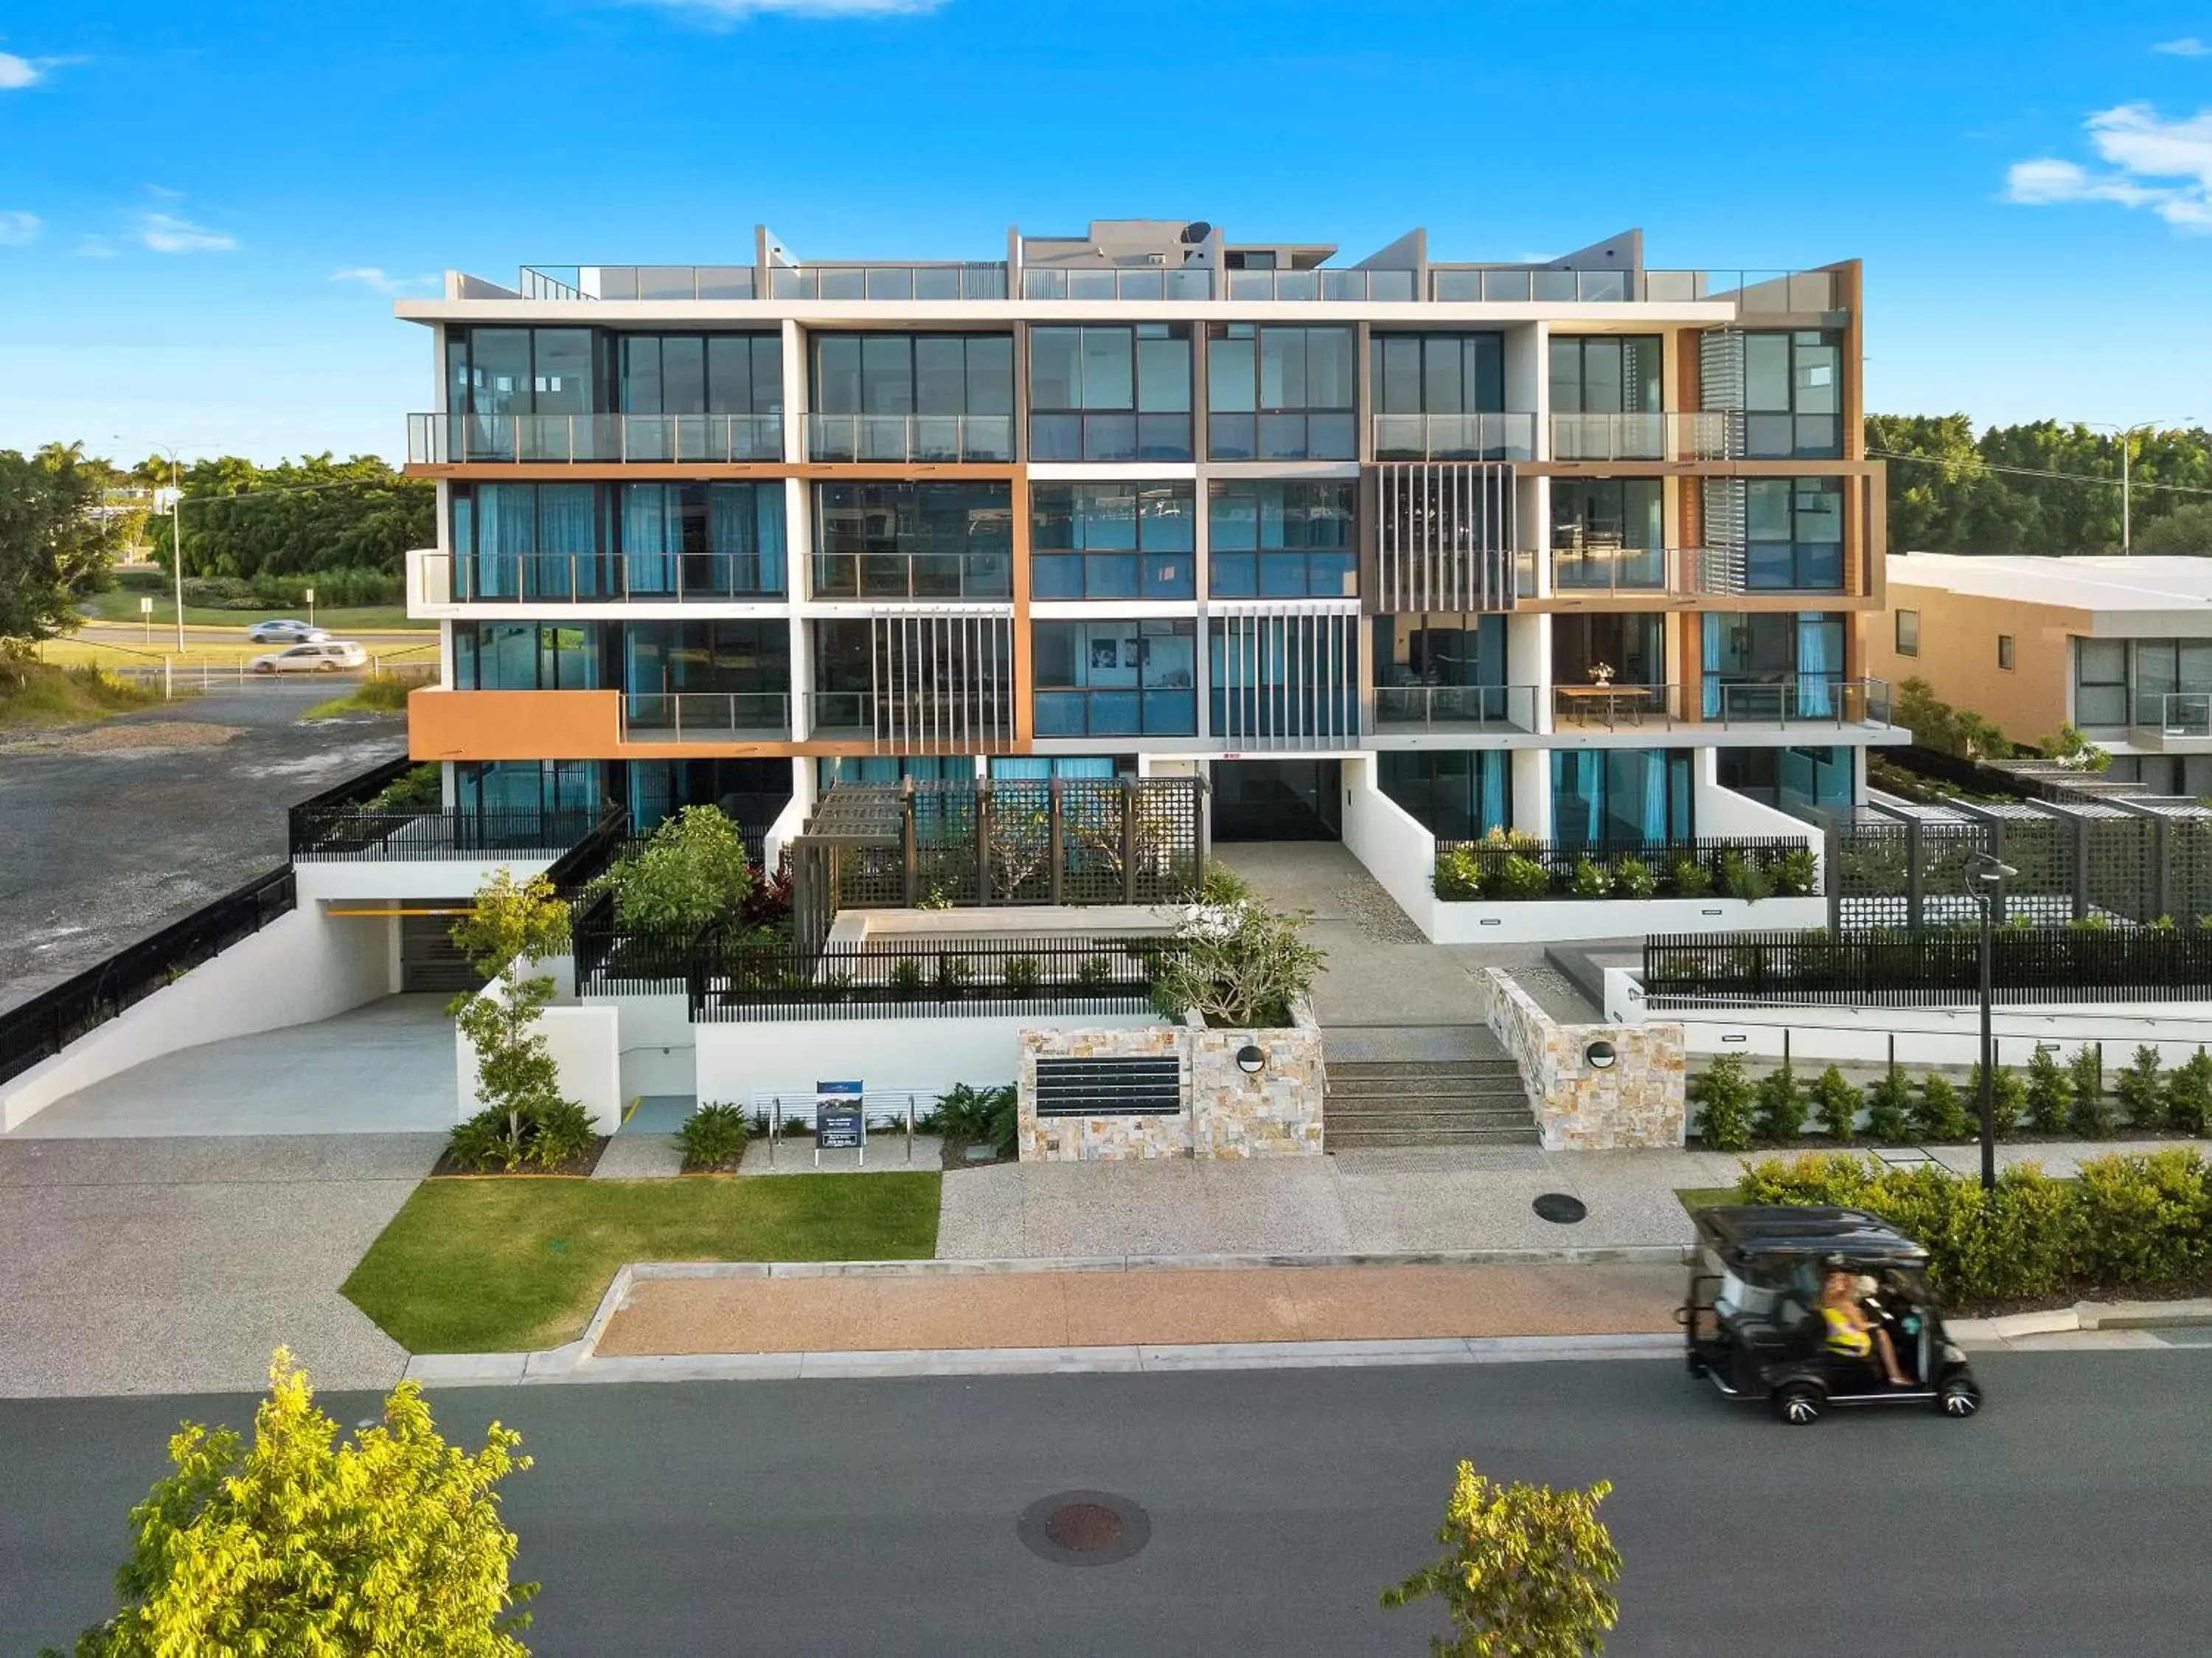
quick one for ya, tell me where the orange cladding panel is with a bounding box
[407,689,625,760]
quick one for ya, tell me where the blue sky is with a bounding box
[4,0,2211,464]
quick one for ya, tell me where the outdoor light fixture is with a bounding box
[1584,1039,1618,1071]
[1235,1044,1265,1075]
[1964,851,2020,1193]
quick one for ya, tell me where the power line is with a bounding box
[1867,448,2212,500]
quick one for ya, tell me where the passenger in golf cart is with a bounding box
[1680,1207,1983,1424]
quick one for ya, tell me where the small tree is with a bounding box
[1151,892,1324,1028]
[2068,1043,2116,1138]
[600,805,754,932]
[53,1349,533,1657]
[1382,1460,1621,1658]
[451,867,570,982]
[1693,1055,1754,1152]
[2164,1047,2212,1135]
[1863,1066,1914,1144]
[2113,1044,2167,1130]
[2024,1047,2073,1137]
[1913,1073,1969,1141]
[1752,1061,1806,1143]
[1811,1064,1859,1143]
[450,870,588,1171]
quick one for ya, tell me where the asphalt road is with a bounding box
[5,1351,2208,1656]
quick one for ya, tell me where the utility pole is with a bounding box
[2088,419,2194,555]
[168,455,184,652]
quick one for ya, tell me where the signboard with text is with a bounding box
[815,1081,864,1153]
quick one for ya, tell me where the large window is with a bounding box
[453,623,599,691]
[445,327,597,419]
[619,482,785,596]
[1552,614,1664,691]
[1380,750,1511,839]
[450,482,601,599]
[1702,611,1846,718]
[813,482,1012,599]
[1548,335,1662,414]
[1551,749,1693,847]
[1717,746,1854,817]
[1028,325,1192,460]
[810,333,1012,460]
[1208,479,1356,598]
[1372,332,1510,459]
[1745,478,1844,590]
[1371,614,1509,726]
[1031,483,1194,600]
[1552,479,1665,589]
[623,620,790,735]
[1740,330,1842,458]
[1033,620,1197,737]
[2129,639,2212,726]
[2074,639,2128,727]
[619,334,780,414]
[1206,325,1356,459]
[455,760,604,828]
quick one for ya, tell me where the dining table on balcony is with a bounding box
[1554,684,1646,727]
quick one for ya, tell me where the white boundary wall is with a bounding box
[453,963,625,1134]
[1,903,397,1131]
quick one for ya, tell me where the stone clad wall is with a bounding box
[1476,968,1686,1151]
[1018,1008,1325,1162]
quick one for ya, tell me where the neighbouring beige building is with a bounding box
[1867,552,2212,795]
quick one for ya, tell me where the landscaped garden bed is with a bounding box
[341,1173,942,1353]
[429,1136,611,1180]
[1432,830,1815,903]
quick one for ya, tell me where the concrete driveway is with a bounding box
[6,996,458,1138]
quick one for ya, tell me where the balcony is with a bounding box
[521,265,758,301]
[1544,546,1742,599]
[805,413,1014,464]
[1032,688,1198,739]
[806,690,1014,746]
[1371,412,1536,462]
[1374,684,1540,733]
[770,263,1007,301]
[408,412,782,465]
[1224,268,1417,302]
[622,692,791,743]
[810,552,1012,601]
[1020,268,1214,301]
[2131,692,2212,748]
[1548,412,1733,462]
[1549,679,1893,732]
[417,550,786,606]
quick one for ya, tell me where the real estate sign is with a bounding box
[815,1080,864,1160]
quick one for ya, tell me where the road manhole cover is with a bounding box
[1532,1192,1587,1224]
[1018,1490,1151,1566]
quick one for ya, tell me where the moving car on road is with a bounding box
[249,640,368,674]
[1680,1205,1983,1425]
[245,619,328,644]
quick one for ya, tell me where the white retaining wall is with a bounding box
[1,903,396,1131]
[453,965,624,1134]
[612,992,695,1101]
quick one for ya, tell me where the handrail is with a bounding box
[1548,411,1734,462]
[1372,684,1539,730]
[408,412,783,465]
[622,691,793,741]
[416,549,787,605]
[1020,267,1214,302]
[1370,412,1536,461]
[804,412,1014,463]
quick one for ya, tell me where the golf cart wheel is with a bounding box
[1938,1378,1982,1419]
[1773,1383,1824,1426]
[1686,1351,1708,1378]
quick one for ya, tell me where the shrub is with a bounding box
[1863,1067,1914,1143]
[599,805,754,932]
[1433,847,1485,901]
[1000,955,1042,996]
[1976,1064,2027,1137]
[934,1082,1018,1159]
[676,1102,748,1171]
[2072,1148,2212,1287]
[1075,954,1115,991]
[1670,859,1716,898]
[1152,889,1323,1027]
[1914,1073,1970,1141]
[1614,856,1656,899]
[2113,1044,2167,1130]
[1490,853,1551,900]
[1693,1055,1755,1151]
[2164,1047,2212,1136]
[2024,1047,2072,1136]
[1568,858,1612,898]
[1811,1064,1858,1142]
[1720,851,1774,903]
[1774,847,1819,898]
[2068,1044,2117,1137]
[933,954,972,992]
[889,959,926,997]
[1753,1061,1806,1143]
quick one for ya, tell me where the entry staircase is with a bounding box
[1321,1025,1540,1149]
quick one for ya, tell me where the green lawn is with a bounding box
[341,1173,943,1354]
[302,673,414,720]
[1676,1186,1739,1215]
[79,589,431,631]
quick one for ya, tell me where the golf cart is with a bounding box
[1681,1206,1983,1426]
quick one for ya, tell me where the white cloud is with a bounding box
[141,211,237,254]
[2004,103,2212,231]
[0,52,41,89]
[332,266,439,296]
[75,235,117,258]
[627,0,946,20]
[2154,37,2211,56]
[0,210,40,245]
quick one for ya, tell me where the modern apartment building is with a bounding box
[394,218,1899,912]
[1869,552,2212,795]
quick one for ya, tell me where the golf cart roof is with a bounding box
[1694,1206,1931,1266]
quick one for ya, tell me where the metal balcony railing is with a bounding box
[1372,684,1540,732]
[622,692,792,741]
[1548,412,1734,462]
[804,413,1014,464]
[408,412,782,465]
[770,263,1007,301]
[805,690,1014,744]
[1548,679,1893,730]
[1370,412,1537,462]
[1020,267,1214,301]
[2139,692,2212,737]
[415,551,786,606]
[521,265,759,301]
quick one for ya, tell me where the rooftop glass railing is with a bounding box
[521,265,759,301]
[771,263,1007,301]
[1428,268,1838,310]
[1020,267,1214,301]
[1225,268,1418,302]
[408,412,782,465]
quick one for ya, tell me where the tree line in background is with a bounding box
[1870,414,2212,555]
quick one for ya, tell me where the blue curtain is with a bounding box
[709,485,751,595]
[1700,614,1722,719]
[473,485,532,600]
[989,757,1052,780]
[1641,749,1669,842]
[1551,752,1601,845]
[535,485,596,599]
[624,484,675,594]
[1797,613,1834,717]
[1478,749,1507,833]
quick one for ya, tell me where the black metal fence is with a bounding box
[0,867,297,1086]
[686,934,1176,1022]
[1432,836,1816,902]
[1643,925,2212,1008]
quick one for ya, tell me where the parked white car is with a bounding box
[246,619,329,644]
[250,640,368,674]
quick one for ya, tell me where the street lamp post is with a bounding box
[114,437,189,653]
[2086,419,2195,555]
[1964,851,2019,1191]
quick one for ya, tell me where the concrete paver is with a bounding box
[0,1134,437,1397]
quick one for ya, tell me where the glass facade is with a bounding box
[450,482,600,599]
[455,760,604,824]
[1371,614,1509,724]
[2074,639,2128,727]
[1551,479,1664,589]
[1030,483,1195,600]
[453,622,599,690]
[1551,749,1693,846]
[1552,614,1664,689]
[1380,750,1511,839]
[446,327,597,418]
[1206,325,1356,459]
[1745,478,1844,590]
[450,481,785,599]
[1207,480,1356,598]
[618,482,785,596]
[1740,330,1843,458]
[1702,611,1846,718]
[1548,335,1662,414]
[1718,746,1854,818]
[619,333,780,415]
[2126,639,2212,727]
[1371,333,1505,412]
[623,620,789,698]
[1027,324,1192,460]
[1033,619,1198,737]
[811,332,1012,461]
[812,482,1013,600]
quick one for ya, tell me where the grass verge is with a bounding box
[341,1173,944,1353]
[302,673,414,720]
[79,589,430,631]
[0,661,162,728]
[1675,1186,1737,1215]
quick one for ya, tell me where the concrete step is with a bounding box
[1326,1087,1532,1112]
[1326,1104,1538,1128]
[1326,1124,1544,1148]
[1328,1062,1523,1086]
[1321,1024,1512,1065]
